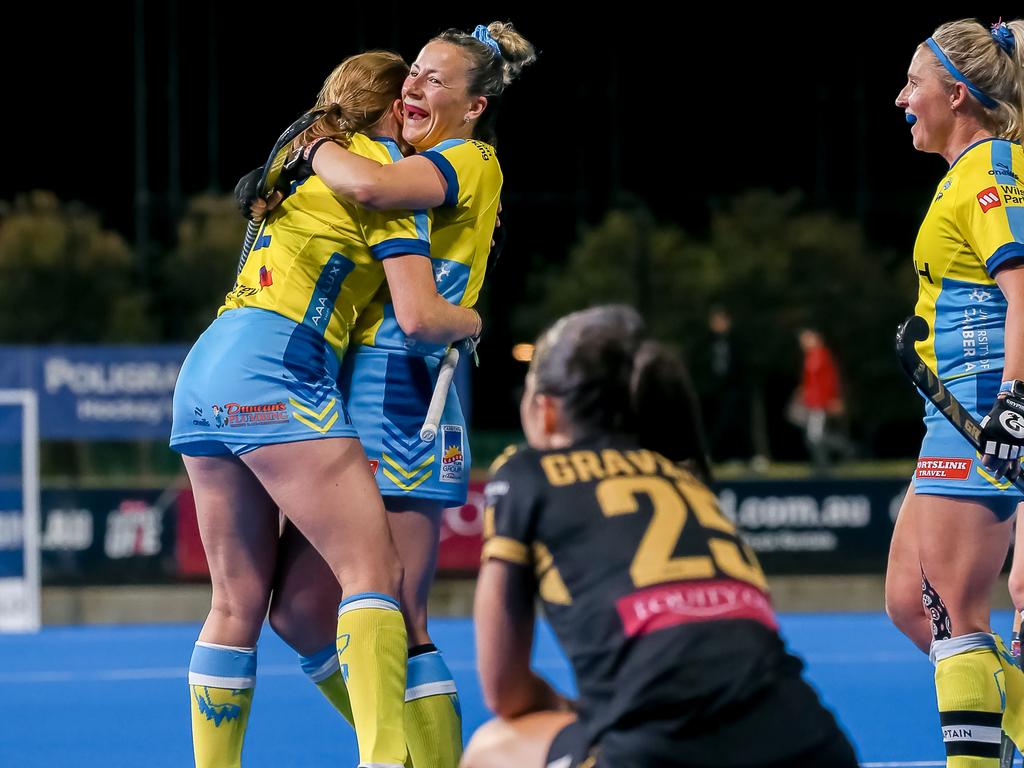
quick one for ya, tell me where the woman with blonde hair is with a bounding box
[886,18,1024,766]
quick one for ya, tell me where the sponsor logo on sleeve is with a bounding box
[977,187,1002,212]
[915,457,972,480]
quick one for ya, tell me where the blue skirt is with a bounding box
[170,308,357,456]
[340,346,470,506]
[913,371,1022,519]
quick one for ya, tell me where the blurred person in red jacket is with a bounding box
[794,328,847,472]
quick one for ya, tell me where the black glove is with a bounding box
[232,149,318,221]
[979,380,1024,472]
[234,166,263,221]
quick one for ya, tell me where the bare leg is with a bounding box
[241,437,402,597]
[885,488,932,652]
[385,498,444,646]
[184,454,280,646]
[916,495,1012,636]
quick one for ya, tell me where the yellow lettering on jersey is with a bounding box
[595,476,767,592]
[597,476,714,587]
[569,451,606,483]
[483,505,496,540]
[625,450,659,475]
[654,454,685,480]
[531,541,572,605]
[677,479,734,534]
[541,454,576,486]
[601,449,637,477]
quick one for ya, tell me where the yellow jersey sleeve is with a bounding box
[350,134,433,260]
[955,140,1024,277]
[482,445,535,567]
[419,139,502,221]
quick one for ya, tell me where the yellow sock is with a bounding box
[337,592,408,767]
[932,634,1004,767]
[188,642,257,768]
[405,648,463,768]
[993,634,1024,748]
[299,644,354,726]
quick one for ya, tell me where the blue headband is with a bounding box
[925,37,998,109]
[472,25,502,57]
[992,22,1016,56]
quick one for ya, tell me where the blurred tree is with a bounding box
[518,191,920,459]
[159,194,244,341]
[0,191,157,342]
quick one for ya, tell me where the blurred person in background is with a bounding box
[462,305,857,768]
[885,18,1024,767]
[791,327,849,473]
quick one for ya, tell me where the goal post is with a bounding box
[0,389,40,632]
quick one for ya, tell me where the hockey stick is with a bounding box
[237,108,328,274]
[895,315,1024,492]
[420,345,461,443]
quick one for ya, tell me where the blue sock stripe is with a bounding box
[298,644,340,682]
[407,650,455,689]
[929,632,996,665]
[339,591,400,609]
[338,592,400,615]
[189,642,257,688]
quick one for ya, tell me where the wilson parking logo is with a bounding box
[977,187,1002,213]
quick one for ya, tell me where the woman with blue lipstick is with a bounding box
[885,18,1024,766]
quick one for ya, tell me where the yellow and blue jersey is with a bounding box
[913,138,1024,382]
[221,132,432,362]
[910,138,1024,506]
[351,138,502,358]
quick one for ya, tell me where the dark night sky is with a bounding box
[2,4,1017,445]
[8,4,1012,246]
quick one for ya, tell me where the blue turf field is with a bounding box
[0,612,1019,767]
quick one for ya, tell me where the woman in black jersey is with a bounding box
[462,305,857,768]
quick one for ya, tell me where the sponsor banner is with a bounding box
[0,345,189,439]
[172,480,488,578]
[39,489,176,584]
[438,482,485,571]
[715,478,910,574]
[39,478,918,581]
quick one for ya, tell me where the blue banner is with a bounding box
[0,346,189,439]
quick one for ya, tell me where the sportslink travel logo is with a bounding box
[915,457,972,480]
[440,425,465,483]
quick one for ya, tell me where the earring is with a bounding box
[463,116,470,123]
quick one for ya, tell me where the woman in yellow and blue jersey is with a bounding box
[261,22,536,768]
[169,52,481,768]
[886,19,1024,767]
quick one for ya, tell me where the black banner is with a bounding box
[714,479,910,574]
[39,489,177,584]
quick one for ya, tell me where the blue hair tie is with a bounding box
[992,21,1016,56]
[472,24,502,57]
[925,38,999,109]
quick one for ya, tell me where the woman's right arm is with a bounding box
[312,142,447,211]
[382,255,480,344]
[474,558,567,719]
